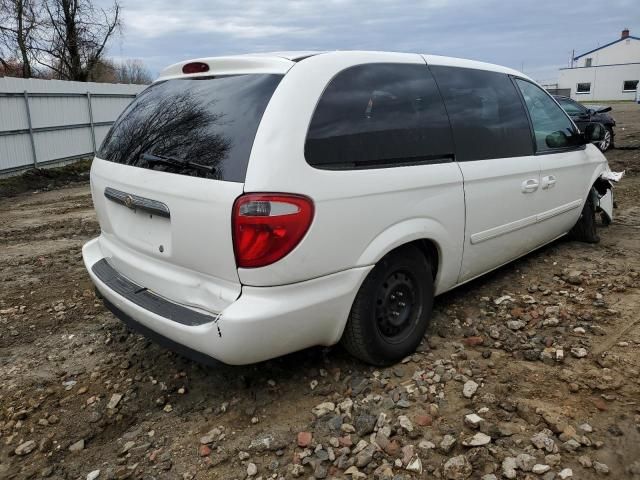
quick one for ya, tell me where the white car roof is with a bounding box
[156,51,531,82]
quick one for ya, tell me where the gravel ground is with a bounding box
[1,103,640,480]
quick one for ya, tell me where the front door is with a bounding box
[515,79,603,243]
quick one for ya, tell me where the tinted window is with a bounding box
[305,63,453,169]
[576,82,591,93]
[515,79,581,152]
[99,74,282,182]
[623,80,638,91]
[556,97,586,116]
[430,66,533,161]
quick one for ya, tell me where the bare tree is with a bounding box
[37,0,121,81]
[0,0,41,77]
[113,59,152,84]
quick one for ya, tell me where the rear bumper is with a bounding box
[83,237,371,365]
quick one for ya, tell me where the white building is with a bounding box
[558,28,640,101]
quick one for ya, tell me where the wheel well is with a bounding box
[391,239,439,281]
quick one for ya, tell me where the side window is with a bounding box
[557,98,586,116]
[305,63,453,169]
[429,66,533,161]
[515,79,581,152]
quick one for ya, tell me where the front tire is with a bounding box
[341,246,433,366]
[569,188,600,243]
[598,126,614,152]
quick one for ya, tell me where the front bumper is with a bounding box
[83,238,371,365]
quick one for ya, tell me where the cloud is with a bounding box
[106,0,638,82]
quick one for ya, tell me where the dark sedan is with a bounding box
[553,95,616,151]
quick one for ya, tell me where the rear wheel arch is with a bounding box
[356,219,447,280]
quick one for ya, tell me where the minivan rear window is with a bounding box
[98,74,283,183]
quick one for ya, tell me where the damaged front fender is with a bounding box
[595,169,625,224]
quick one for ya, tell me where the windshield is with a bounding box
[98,74,283,182]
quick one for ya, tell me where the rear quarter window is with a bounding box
[305,63,454,169]
[98,74,282,183]
[430,66,534,161]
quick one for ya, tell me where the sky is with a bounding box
[105,0,638,84]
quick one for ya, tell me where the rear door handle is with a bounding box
[541,175,557,189]
[521,178,539,193]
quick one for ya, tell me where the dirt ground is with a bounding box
[1,104,639,480]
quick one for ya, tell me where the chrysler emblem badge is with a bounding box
[124,195,134,209]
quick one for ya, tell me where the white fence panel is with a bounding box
[0,77,146,174]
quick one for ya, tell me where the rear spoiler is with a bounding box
[157,56,294,82]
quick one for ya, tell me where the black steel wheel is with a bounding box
[342,245,433,365]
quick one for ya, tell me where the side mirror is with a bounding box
[545,130,570,148]
[584,123,605,143]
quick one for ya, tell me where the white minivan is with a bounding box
[83,51,614,366]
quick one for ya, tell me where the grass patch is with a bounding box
[0,159,92,198]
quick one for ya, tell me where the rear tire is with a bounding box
[341,245,433,366]
[569,188,600,243]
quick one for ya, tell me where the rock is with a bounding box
[463,336,484,347]
[297,431,312,448]
[87,470,100,480]
[463,381,479,399]
[502,457,517,479]
[200,427,221,444]
[558,468,573,479]
[121,441,136,455]
[344,466,364,478]
[418,440,435,450]
[312,402,335,418]
[531,430,556,452]
[571,347,588,358]
[443,455,472,479]
[578,455,593,468]
[398,415,414,432]
[405,456,422,474]
[567,271,582,285]
[198,445,211,457]
[415,414,433,426]
[545,454,562,466]
[464,414,483,429]
[314,463,328,479]
[356,444,376,468]
[248,432,287,452]
[578,423,593,433]
[289,464,306,477]
[532,464,551,474]
[462,432,491,447]
[69,439,85,452]
[246,462,257,476]
[507,320,526,330]
[355,413,376,436]
[15,440,37,456]
[562,439,581,452]
[494,295,513,305]
[107,393,123,409]
[440,435,457,453]
[481,476,497,480]
[593,462,610,475]
[516,453,536,472]
[401,445,415,465]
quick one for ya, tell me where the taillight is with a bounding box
[182,62,209,74]
[232,194,314,268]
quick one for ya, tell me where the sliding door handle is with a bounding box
[541,175,557,189]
